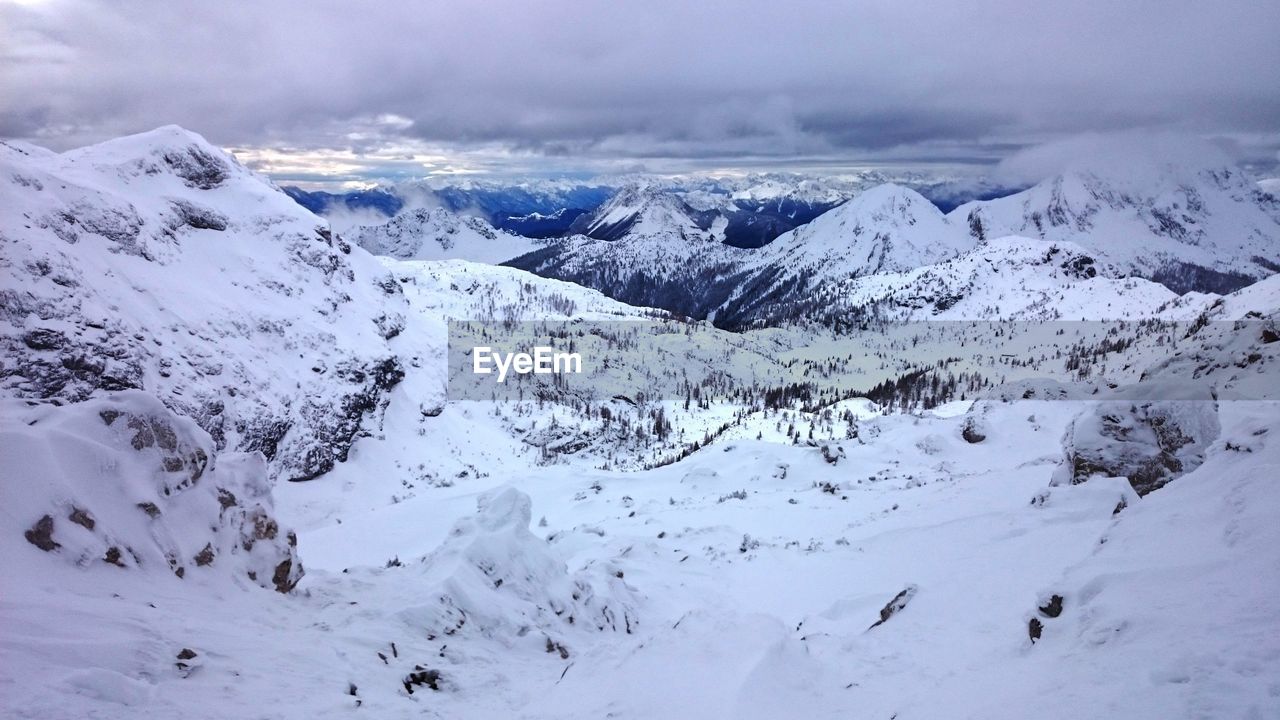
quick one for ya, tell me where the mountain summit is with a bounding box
[956,134,1280,293]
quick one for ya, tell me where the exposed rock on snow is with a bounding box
[867,584,918,630]
[1053,397,1221,496]
[0,391,302,592]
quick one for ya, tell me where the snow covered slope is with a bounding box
[829,237,1189,321]
[351,207,541,264]
[3,125,1279,719]
[7,351,1273,719]
[753,182,971,278]
[0,126,414,482]
[955,135,1280,293]
[710,183,977,327]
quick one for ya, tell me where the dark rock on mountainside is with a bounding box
[1055,399,1220,496]
[24,514,60,552]
[868,585,918,630]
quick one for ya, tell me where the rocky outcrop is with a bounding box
[2,391,303,593]
[868,584,918,630]
[1053,399,1220,496]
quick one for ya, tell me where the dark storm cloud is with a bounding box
[2,0,1277,181]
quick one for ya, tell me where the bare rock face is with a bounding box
[1,391,303,593]
[1053,397,1220,496]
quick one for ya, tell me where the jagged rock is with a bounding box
[24,514,59,551]
[868,585,918,629]
[402,666,442,694]
[104,546,126,567]
[1053,397,1220,496]
[193,543,215,566]
[68,507,95,530]
[961,417,987,444]
[1038,594,1064,618]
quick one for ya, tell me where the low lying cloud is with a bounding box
[3,0,1277,184]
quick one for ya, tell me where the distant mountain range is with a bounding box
[285,171,1020,248]
[505,137,1280,329]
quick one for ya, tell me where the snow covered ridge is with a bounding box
[0,391,302,593]
[955,135,1280,293]
[509,137,1280,328]
[351,206,544,264]
[0,126,415,482]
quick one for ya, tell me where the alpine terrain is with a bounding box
[2,124,1278,720]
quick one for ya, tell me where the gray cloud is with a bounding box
[2,0,1277,184]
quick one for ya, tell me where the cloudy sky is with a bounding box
[2,0,1277,187]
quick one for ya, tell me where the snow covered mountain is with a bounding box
[804,237,1191,323]
[513,182,1013,329]
[351,207,541,264]
[0,126,417,483]
[508,184,748,318]
[570,181,720,242]
[956,136,1280,293]
[515,139,1279,330]
[4,125,1279,719]
[752,183,971,277]
[286,171,1025,250]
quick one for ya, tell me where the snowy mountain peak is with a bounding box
[0,127,413,484]
[581,182,716,242]
[956,135,1280,292]
[759,182,971,277]
[831,182,939,225]
[351,206,540,264]
[58,125,246,191]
